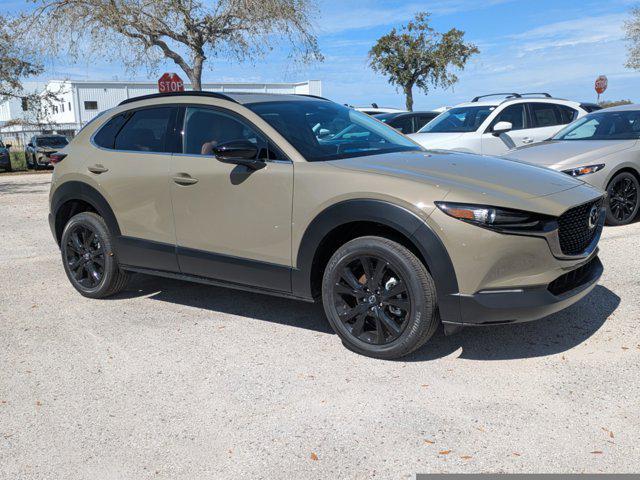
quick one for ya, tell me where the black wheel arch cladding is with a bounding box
[292,199,461,324]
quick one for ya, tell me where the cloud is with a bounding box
[317,0,514,34]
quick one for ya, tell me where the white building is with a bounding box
[0,79,322,146]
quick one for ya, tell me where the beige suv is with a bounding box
[49,92,606,359]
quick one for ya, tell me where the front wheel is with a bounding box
[60,212,129,298]
[322,236,439,359]
[606,172,639,226]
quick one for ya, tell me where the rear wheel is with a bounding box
[606,172,639,226]
[321,236,439,359]
[60,212,129,298]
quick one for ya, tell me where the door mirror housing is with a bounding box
[27,142,33,148]
[492,121,513,136]
[213,140,265,171]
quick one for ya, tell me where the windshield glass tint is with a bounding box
[418,106,495,133]
[246,101,421,161]
[553,111,640,140]
[37,137,68,147]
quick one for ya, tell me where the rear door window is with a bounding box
[113,107,177,152]
[389,115,413,134]
[529,103,562,128]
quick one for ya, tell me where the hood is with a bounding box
[503,139,637,167]
[332,150,584,200]
[407,132,466,149]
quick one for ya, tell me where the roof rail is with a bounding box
[118,91,238,106]
[520,92,552,98]
[471,93,522,102]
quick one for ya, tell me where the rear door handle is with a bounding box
[88,164,109,174]
[173,173,199,186]
[522,137,534,144]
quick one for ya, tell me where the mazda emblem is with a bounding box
[588,205,600,230]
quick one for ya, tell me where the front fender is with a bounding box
[292,199,461,324]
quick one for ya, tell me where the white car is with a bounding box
[408,93,600,156]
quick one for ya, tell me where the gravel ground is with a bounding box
[1,172,639,479]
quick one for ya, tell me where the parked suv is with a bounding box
[49,92,605,359]
[409,93,596,155]
[26,134,69,169]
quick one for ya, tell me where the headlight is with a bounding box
[562,164,605,177]
[435,202,551,231]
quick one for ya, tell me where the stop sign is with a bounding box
[595,75,608,95]
[158,72,185,93]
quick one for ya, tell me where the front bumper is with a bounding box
[445,254,603,328]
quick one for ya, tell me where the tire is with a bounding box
[60,212,129,298]
[32,155,39,170]
[605,172,640,226]
[321,236,439,359]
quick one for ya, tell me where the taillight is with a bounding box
[50,153,67,165]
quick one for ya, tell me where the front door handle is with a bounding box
[522,137,534,144]
[173,173,199,186]
[88,164,109,174]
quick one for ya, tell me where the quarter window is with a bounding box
[182,107,272,159]
[112,107,176,152]
[93,113,128,149]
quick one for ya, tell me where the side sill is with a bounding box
[121,265,315,303]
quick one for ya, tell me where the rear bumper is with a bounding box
[0,155,10,167]
[443,254,603,328]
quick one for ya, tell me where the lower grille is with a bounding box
[548,256,601,296]
[558,198,603,256]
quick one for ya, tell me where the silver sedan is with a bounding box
[502,104,640,225]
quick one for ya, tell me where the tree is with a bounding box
[368,12,478,111]
[26,0,323,90]
[0,15,43,99]
[625,7,640,70]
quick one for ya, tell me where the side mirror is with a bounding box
[4,143,11,149]
[27,143,33,147]
[213,140,265,171]
[492,121,513,136]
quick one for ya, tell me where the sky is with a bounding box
[10,0,640,110]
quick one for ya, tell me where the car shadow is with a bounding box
[115,275,619,361]
[406,285,620,361]
[115,273,333,334]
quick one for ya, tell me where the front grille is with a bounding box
[548,256,601,296]
[558,198,603,256]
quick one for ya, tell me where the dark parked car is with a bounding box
[25,134,69,170]
[374,111,439,134]
[0,140,11,172]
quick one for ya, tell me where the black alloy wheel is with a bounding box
[332,254,411,345]
[64,224,106,289]
[322,236,439,359]
[606,172,640,226]
[60,212,129,298]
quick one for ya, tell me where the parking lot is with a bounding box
[0,172,639,478]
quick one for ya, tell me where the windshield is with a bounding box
[246,101,421,161]
[418,106,495,133]
[553,110,640,141]
[37,136,68,148]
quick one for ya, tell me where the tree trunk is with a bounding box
[190,54,205,91]
[404,84,414,111]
